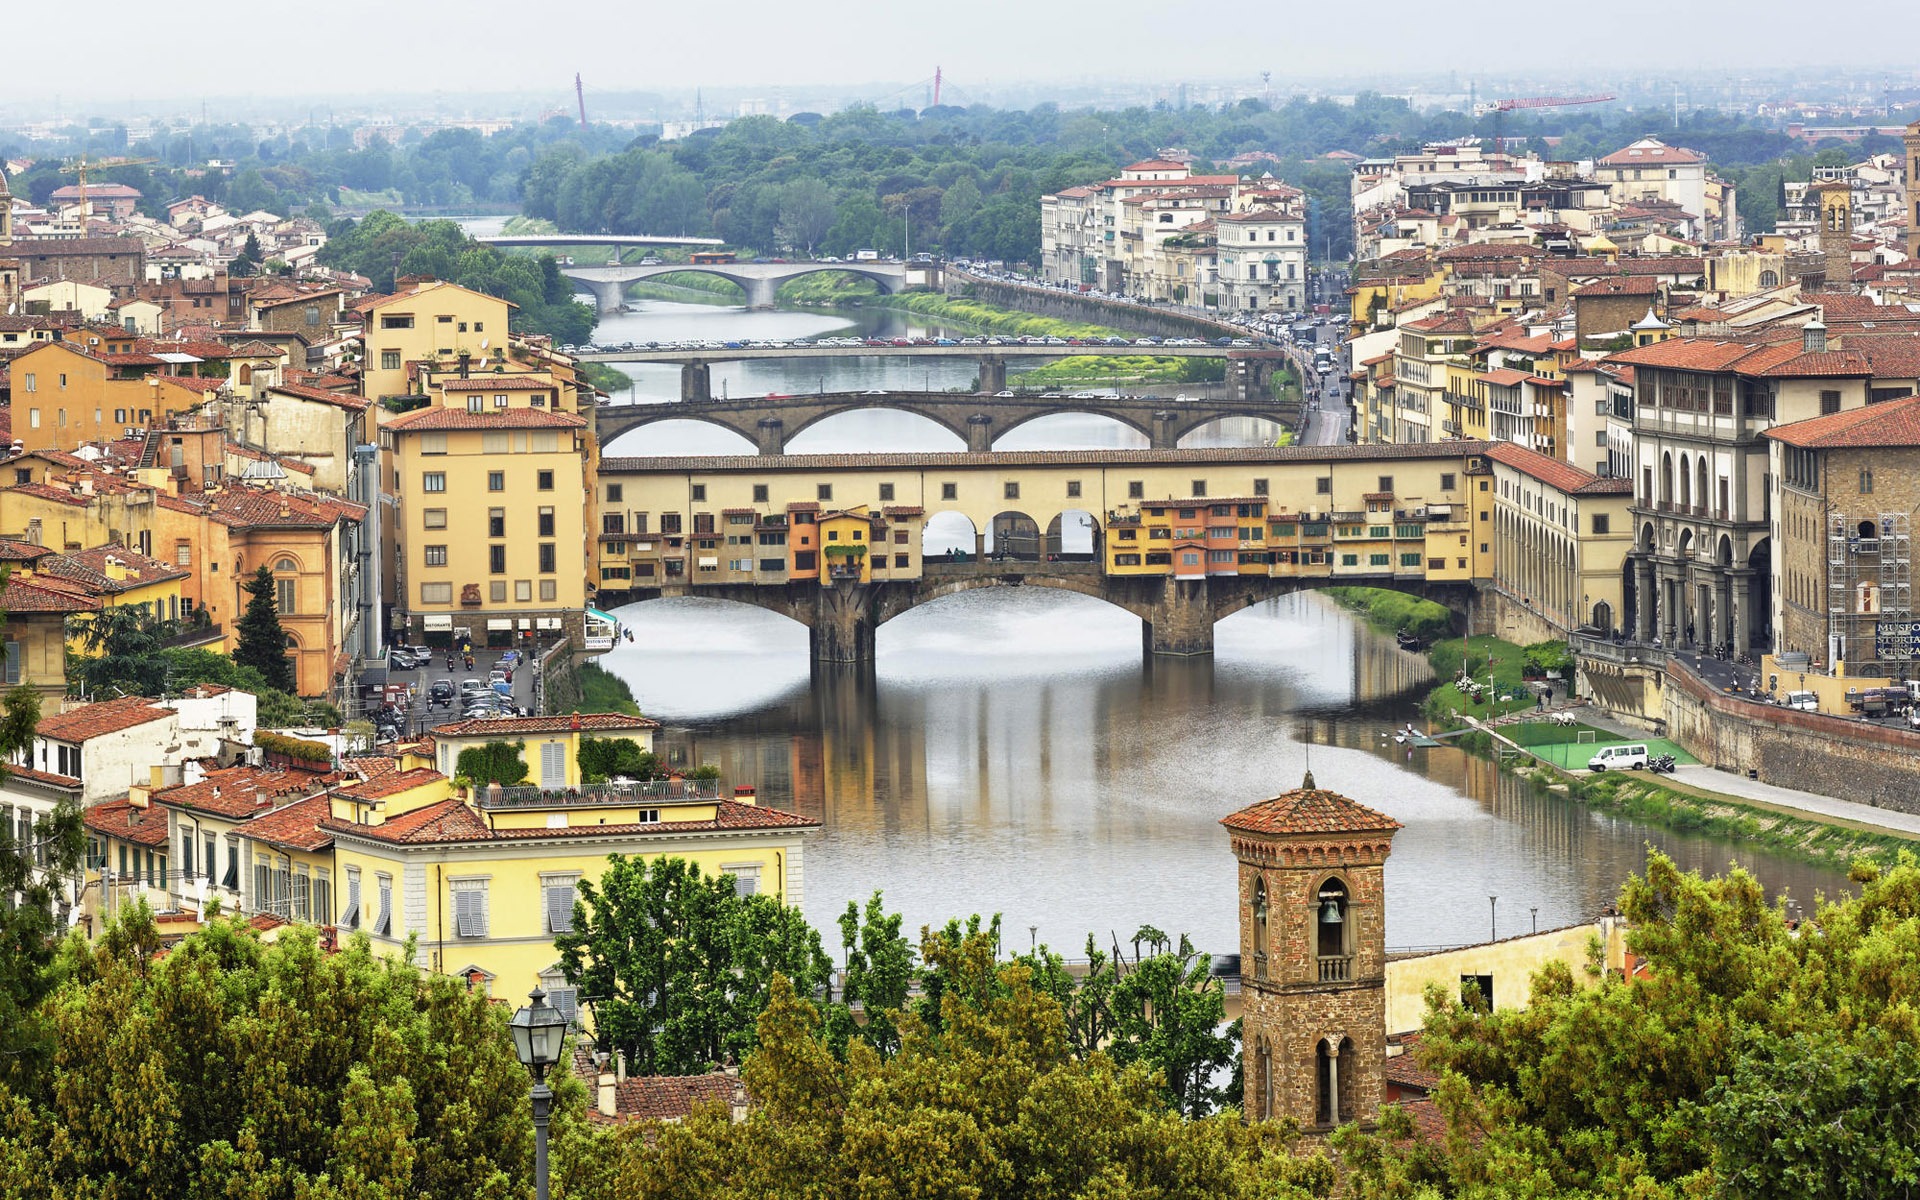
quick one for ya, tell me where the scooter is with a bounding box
[1648,753,1677,775]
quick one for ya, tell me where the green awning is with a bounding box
[586,608,620,626]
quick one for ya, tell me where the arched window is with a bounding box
[274,557,298,615]
[1256,1036,1273,1120]
[1316,1035,1357,1126]
[1859,520,1878,539]
[1316,878,1350,981]
[237,363,253,386]
[1759,269,1779,289]
[1251,876,1269,981]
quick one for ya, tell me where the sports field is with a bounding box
[1502,721,1698,770]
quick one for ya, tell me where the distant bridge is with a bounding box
[478,233,726,248]
[594,390,1294,454]
[558,260,941,312]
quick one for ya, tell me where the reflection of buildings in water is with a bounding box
[1351,634,1437,703]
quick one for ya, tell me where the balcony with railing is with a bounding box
[476,779,727,810]
[1317,955,1353,983]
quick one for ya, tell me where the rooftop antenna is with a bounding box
[575,73,589,130]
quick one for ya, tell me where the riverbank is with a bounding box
[1489,725,1915,869]
[872,293,1227,388]
[1322,587,1540,719]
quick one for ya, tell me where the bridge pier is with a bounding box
[1150,410,1181,450]
[966,414,995,453]
[1143,578,1216,656]
[810,582,879,664]
[978,356,1007,393]
[1229,356,1276,404]
[755,418,786,456]
[743,278,779,310]
[585,279,628,314]
[681,363,712,402]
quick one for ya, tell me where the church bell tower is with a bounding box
[1224,772,1400,1129]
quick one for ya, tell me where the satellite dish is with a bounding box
[479,339,489,350]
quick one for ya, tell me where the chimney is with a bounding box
[615,1051,627,1084]
[733,785,757,806]
[596,1069,617,1119]
[458,351,471,380]
[1803,317,1827,354]
[570,712,581,731]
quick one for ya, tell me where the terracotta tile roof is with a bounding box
[156,376,230,395]
[5,765,81,789]
[1598,138,1705,166]
[1403,314,1475,334]
[0,539,56,564]
[383,406,585,432]
[1385,1039,1441,1092]
[157,484,366,528]
[1476,368,1530,387]
[240,795,336,853]
[430,713,659,737]
[151,766,328,819]
[39,544,189,593]
[609,1072,743,1123]
[83,797,170,847]
[323,798,494,843]
[267,382,369,412]
[1548,256,1704,278]
[325,797,816,846]
[1765,393,1920,448]
[2,573,103,614]
[1485,441,1629,495]
[38,696,172,742]
[1573,276,1661,297]
[1220,784,1402,836]
[335,767,446,800]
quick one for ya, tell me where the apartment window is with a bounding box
[424,545,448,566]
[538,508,555,537]
[490,546,507,574]
[894,554,909,568]
[422,472,446,493]
[661,513,682,534]
[1252,478,1268,497]
[607,484,624,502]
[689,484,708,504]
[487,509,505,537]
[483,431,509,455]
[1820,390,1842,415]
[544,873,582,933]
[451,878,489,938]
[817,484,833,502]
[1316,478,1332,494]
[380,350,401,370]
[380,315,413,329]
[488,471,505,492]
[274,559,298,614]
[753,484,769,503]
[515,580,533,602]
[1190,480,1207,497]
[721,865,762,898]
[490,581,508,603]
[539,544,556,573]
[344,867,361,929]
[423,508,449,530]
[879,483,896,502]
[1440,473,1456,491]
[175,541,192,566]
[293,867,311,922]
[1377,475,1394,494]
[1066,480,1083,498]
[375,874,393,936]
[1004,482,1020,500]
[942,482,958,500]
[493,394,510,409]
[537,470,554,491]
[1128,481,1144,499]
[21,375,32,394]
[420,582,453,604]
[539,579,557,601]
[467,397,486,414]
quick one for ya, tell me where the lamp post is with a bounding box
[509,986,568,1200]
[1530,906,1538,935]
[1488,895,1498,942]
[1029,924,1038,954]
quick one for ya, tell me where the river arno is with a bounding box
[587,296,1848,956]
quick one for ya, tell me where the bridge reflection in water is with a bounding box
[612,590,1847,954]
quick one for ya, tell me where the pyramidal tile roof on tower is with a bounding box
[1221,774,1403,836]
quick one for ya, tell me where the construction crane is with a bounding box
[58,155,158,217]
[575,73,589,130]
[1471,93,1615,147]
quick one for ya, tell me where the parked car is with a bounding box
[1587,743,1650,772]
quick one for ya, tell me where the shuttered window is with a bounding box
[539,742,566,789]
[451,879,489,938]
[375,875,393,936]
[544,873,581,933]
[345,868,361,928]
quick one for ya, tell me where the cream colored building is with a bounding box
[1485,441,1634,634]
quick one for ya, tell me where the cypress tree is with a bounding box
[234,565,296,694]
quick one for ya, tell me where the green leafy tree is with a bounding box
[233,565,295,694]
[230,230,262,276]
[823,890,915,1059]
[773,177,835,256]
[555,854,833,1075]
[455,741,529,787]
[591,932,1335,1200]
[575,735,656,783]
[66,604,180,697]
[0,907,536,1197]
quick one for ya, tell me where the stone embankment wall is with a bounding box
[538,639,584,715]
[1660,660,1920,816]
[947,274,1244,341]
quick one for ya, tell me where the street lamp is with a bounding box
[1489,895,1498,942]
[509,986,568,1200]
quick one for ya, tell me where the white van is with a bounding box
[1784,691,1819,712]
[1587,743,1650,772]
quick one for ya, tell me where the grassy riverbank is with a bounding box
[874,293,1227,388]
[1320,588,1538,718]
[579,663,642,716]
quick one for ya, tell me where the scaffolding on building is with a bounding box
[1829,510,1912,669]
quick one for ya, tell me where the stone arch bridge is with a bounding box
[594,391,1294,454]
[558,260,940,311]
[598,563,1479,664]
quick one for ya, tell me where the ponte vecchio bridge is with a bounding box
[593,443,1497,664]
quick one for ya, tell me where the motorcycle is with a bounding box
[1648,753,1677,775]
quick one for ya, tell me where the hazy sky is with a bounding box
[3,0,1917,108]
